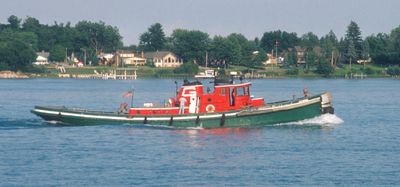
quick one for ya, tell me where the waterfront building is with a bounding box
[145,51,183,68]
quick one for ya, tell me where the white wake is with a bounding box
[276,114,344,127]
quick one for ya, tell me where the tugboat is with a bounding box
[32,78,334,128]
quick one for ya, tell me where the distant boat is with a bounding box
[32,78,334,128]
[194,70,216,78]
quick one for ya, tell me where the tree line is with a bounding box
[0,15,122,71]
[1,15,399,73]
[136,22,400,70]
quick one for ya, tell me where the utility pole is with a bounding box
[275,40,278,59]
[275,40,278,69]
[205,51,208,68]
[82,48,87,66]
[65,48,68,63]
[115,51,120,67]
[349,57,352,72]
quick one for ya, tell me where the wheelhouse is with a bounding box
[128,80,265,116]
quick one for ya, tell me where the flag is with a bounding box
[123,90,133,98]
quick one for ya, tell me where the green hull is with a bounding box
[31,93,334,128]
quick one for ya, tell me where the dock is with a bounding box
[345,73,367,79]
[59,67,137,80]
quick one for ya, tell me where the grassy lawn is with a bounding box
[333,64,387,77]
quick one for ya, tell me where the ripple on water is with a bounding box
[0,118,47,130]
[0,78,399,186]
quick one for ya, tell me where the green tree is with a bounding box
[33,24,55,51]
[299,32,321,70]
[389,26,400,65]
[254,37,260,48]
[320,30,339,66]
[75,21,122,54]
[7,15,21,30]
[164,36,174,51]
[121,44,139,51]
[391,26,400,51]
[305,50,318,70]
[227,33,256,66]
[300,32,319,50]
[260,30,299,53]
[139,23,166,51]
[51,22,77,51]
[172,31,255,67]
[49,45,66,62]
[347,40,357,71]
[22,16,41,32]
[361,40,370,60]
[315,58,334,77]
[209,36,241,66]
[365,33,390,64]
[171,29,210,64]
[251,49,268,67]
[285,50,297,66]
[345,21,363,60]
[0,30,38,51]
[0,37,36,71]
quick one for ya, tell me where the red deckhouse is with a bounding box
[128,80,265,116]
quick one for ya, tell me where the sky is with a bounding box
[1,0,399,45]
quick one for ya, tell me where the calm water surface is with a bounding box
[0,78,399,186]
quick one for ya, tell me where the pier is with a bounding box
[59,67,137,80]
[345,73,367,79]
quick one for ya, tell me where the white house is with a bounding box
[264,53,278,66]
[119,51,146,66]
[33,51,50,65]
[145,51,183,68]
[97,53,114,66]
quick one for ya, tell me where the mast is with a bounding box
[205,51,208,68]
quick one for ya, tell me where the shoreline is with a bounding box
[0,71,29,79]
[1,68,395,80]
[3,63,394,80]
[9,74,394,80]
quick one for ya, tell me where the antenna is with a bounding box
[174,81,178,96]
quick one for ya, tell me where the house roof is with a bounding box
[312,46,322,54]
[36,51,50,58]
[294,46,304,52]
[144,51,177,59]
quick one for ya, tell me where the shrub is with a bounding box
[173,62,199,75]
[363,67,375,75]
[286,68,299,75]
[315,59,334,77]
[0,62,11,71]
[387,66,400,76]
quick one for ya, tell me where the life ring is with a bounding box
[206,104,215,113]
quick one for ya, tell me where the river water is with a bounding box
[0,78,399,186]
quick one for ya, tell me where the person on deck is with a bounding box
[118,102,128,114]
[303,87,309,98]
[179,97,187,114]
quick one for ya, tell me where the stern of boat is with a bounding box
[320,92,334,114]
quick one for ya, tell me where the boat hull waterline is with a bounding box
[31,92,334,128]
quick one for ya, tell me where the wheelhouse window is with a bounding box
[236,87,245,96]
[220,88,226,96]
